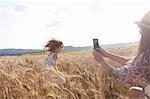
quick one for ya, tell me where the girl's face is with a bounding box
[55,45,64,53]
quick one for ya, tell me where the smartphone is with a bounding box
[93,38,100,49]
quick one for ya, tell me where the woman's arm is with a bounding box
[105,51,129,65]
[97,48,129,65]
[93,50,113,72]
[93,50,140,84]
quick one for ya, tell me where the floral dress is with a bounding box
[112,51,150,98]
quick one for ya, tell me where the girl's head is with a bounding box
[44,39,64,53]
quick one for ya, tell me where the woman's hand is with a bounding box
[93,50,113,72]
[93,50,105,63]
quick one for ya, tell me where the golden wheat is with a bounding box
[0,46,138,99]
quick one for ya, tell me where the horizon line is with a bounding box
[0,42,138,50]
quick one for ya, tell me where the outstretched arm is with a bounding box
[93,50,140,84]
[96,48,129,65]
[104,51,129,65]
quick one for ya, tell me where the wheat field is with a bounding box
[0,46,138,99]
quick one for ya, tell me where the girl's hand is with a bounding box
[59,73,66,84]
[93,50,105,63]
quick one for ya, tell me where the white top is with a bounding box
[44,53,66,83]
[45,53,56,69]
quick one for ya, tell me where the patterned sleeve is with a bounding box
[112,53,144,84]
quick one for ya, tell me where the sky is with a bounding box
[0,0,150,49]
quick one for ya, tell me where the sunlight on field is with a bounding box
[0,46,138,99]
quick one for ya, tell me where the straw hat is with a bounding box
[135,11,150,29]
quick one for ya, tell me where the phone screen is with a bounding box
[93,38,100,49]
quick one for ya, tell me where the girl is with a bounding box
[44,39,66,83]
[93,11,150,99]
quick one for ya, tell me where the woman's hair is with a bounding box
[135,27,150,82]
[44,39,63,52]
[138,26,150,55]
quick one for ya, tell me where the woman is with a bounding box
[93,11,150,99]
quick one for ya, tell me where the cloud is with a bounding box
[0,0,26,14]
[46,20,61,28]
[13,4,26,12]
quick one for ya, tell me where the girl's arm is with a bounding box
[97,48,129,65]
[53,54,62,75]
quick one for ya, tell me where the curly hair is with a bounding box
[44,39,63,52]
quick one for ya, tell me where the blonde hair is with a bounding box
[44,39,63,53]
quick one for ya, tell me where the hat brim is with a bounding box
[135,21,150,29]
